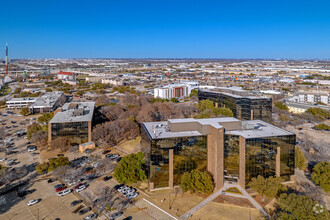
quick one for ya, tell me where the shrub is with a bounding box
[274,101,289,111]
[295,147,307,170]
[20,107,30,116]
[181,170,214,194]
[307,108,330,120]
[314,123,330,131]
[114,152,146,184]
[312,161,330,192]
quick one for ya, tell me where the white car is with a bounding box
[27,199,40,206]
[127,192,139,199]
[118,186,129,192]
[67,180,77,186]
[57,189,72,197]
[75,185,86,193]
[0,158,6,162]
[91,162,100,168]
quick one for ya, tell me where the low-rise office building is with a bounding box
[48,102,95,144]
[141,117,295,190]
[286,102,330,114]
[29,91,66,114]
[6,91,66,112]
[6,97,38,108]
[198,87,272,122]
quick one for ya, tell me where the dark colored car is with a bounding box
[54,184,65,189]
[103,176,112,181]
[113,184,124,190]
[79,207,91,215]
[57,154,64,157]
[47,179,54,183]
[71,200,83,206]
[102,150,111,155]
[110,211,123,220]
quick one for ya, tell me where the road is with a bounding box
[0,82,19,101]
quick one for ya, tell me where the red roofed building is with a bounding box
[57,71,76,81]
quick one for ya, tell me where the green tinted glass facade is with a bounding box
[51,122,89,144]
[141,125,207,188]
[245,135,295,185]
[198,90,272,122]
[224,135,240,182]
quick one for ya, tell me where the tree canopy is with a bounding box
[36,156,70,174]
[37,112,54,124]
[114,152,146,184]
[180,170,214,194]
[295,147,307,170]
[312,161,330,192]
[276,193,329,220]
[307,108,330,120]
[248,176,286,201]
[196,99,233,118]
[27,124,47,140]
[20,107,30,116]
[274,101,289,111]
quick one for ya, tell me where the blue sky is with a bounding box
[0,0,330,59]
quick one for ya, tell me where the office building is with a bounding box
[48,102,95,144]
[141,117,295,190]
[6,97,38,108]
[286,102,330,114]
[198,87,272,122]
[29,91,66,114]
[288,93,330,105]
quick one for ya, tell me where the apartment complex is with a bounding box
[154,82,198,100]
[288,93,330,105]
[141,118,295,190]
[198,87,272,122]
[48,102,95,144]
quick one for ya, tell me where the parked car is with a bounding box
[103,175,112,181]
[79,207,91,215]
[27,145,37,152]
[102,150,111,155]
[91,162,100,168]
[54,184,65,190]
[27,199,40,206]
[84,213,98,220]
[127,192,139,199]
[75,185,86,193]
[56,186,67,192]
[110,211,123,220]
[71,200,83,206]
[106,154,119,159]
[57,189,72,197]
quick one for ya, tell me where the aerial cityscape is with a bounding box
[0,1,329,220]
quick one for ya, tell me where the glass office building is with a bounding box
[142,118,295,190]
[51,121,89,144]
[198,89,272,122]
[49,102,94,144]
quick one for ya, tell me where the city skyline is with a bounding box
[1,0,330,59]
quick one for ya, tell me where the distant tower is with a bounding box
[5,43,8,75]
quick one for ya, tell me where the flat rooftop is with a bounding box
[286,102,330,111]
[50,102,95,123]
[199,86,271,100]
[30,91,64,108]
[6,97,38,103]
[143,118,294,139]
[226,120,294,138]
